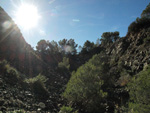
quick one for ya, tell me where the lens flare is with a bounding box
[14,3,40,30]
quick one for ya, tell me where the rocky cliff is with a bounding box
[106,28,150,75]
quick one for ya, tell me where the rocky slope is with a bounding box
[0,7,70,112]
[0,4,150,113]
[0,67,69,112]
[106,28,150,75]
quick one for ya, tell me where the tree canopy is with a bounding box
[63,54,109,113]
[141,3,150,18]
[58,39,78,55]
[36,40,48,52]
[100,31,120,45]
[128,66,150,113]
[81,40,95,53]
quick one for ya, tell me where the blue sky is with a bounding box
[0,0,149,48]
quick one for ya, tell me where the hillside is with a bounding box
[0,3,150,113]
[0,6,70,112]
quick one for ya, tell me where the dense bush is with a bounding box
[141,3,150,18]
[58,57,70,70]
[81,40,95,53]
[0,60,20,84]
[63,54,109,113]
[24,74,48,84]
[117,69,131,86]
[128,66,150,113]
[5,64,19,78]
[100,31,120,45]
[128,17,150,33]
[59,106,73,113]
[128,3,150,34]
[24,74,48,97]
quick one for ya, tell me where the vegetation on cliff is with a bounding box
[0,2,150,113]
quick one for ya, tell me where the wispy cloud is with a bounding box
[49,0,56,4]
[78,23,104,27]
[72,19,80,22]
[110,25,120,31]
[39,30,46,36]
[130,15,137,19]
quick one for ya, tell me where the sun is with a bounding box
[14,4,40,30]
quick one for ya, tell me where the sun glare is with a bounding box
[15,4,40,30]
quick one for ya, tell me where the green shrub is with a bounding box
[128,66,150,113]
[24,74,48,84]
[0,60,19,78]
[24,74,48,96]
[5,64,19,79]
[58,57,70,70]
[63,54,108,113]
[117,69,131,86]
[0,60,20,84]
[59,106,73,113]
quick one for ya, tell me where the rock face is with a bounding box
[104,28,150,74]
